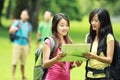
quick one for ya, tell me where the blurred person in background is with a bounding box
[9,9,32,80]
[36,11,52,48]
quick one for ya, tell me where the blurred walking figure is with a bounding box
[36,11,52,48]
[9,9,32,80]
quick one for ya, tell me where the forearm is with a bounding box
[42,43,65,68]
[36,32,41,42]
[42,56,59,68]
[43,52,65,68]
[93,54,112,64]
[93,41,114,64]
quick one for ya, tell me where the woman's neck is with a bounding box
[94,31,99,42]
[96,30,99,36]
[58,34,63,40]
[58,35,65,44]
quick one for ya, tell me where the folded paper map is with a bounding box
[60,44,90,62]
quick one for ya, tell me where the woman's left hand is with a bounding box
[71,61,82,68]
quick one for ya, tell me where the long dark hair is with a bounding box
[89,8,114,42]
[52,13,72,48]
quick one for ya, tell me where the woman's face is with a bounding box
[91,14,101,31]
[57,18,69,37]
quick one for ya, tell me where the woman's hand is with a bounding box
[55,52,66,60]
[71,61,82,68]
[83,52,96,59]
[75,61,82,67]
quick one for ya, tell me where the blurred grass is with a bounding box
[0,17,120,80]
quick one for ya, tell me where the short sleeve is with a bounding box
[107,34,114,43]
[44,39,51,48]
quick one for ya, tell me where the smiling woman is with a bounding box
[42,13,72,80]
[41,13,82,80]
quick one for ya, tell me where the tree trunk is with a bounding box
[13,0,40,30]
[0,0,5,27]
[6,0,12,19]
[28,0,40,31]
[13,0,29,19]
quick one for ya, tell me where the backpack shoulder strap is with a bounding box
[85,33,93,78]
[16,20,21,29]
[44,36,56,59]
[42,37,56,79]
[35,37,56,65]
[85,34,107,78]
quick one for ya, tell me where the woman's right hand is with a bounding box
[9,26,19,34]
[56,52,66,60]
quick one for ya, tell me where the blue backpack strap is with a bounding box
[85,34,93,78]
[17,20,21,29]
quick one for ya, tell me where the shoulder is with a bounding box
[26,21,32,27]
[44,39,51,47]
[11,19,19,27]
[26,21,32,31]
[107,34,114,43]
[39,22,44,26]
[38,22,44,30]
[44,37,55,48]
[107,34,114,40]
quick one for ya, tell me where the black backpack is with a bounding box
[9,19,20,42]
[86,34,120,80]
[110,40,120,80]
[9,19,30,42]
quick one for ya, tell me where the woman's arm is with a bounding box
[28,32,31,48]
[36,32,41,48]
[42,43,65,68]
[84,40,114,64]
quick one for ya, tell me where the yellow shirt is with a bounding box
[87,34,114,78]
